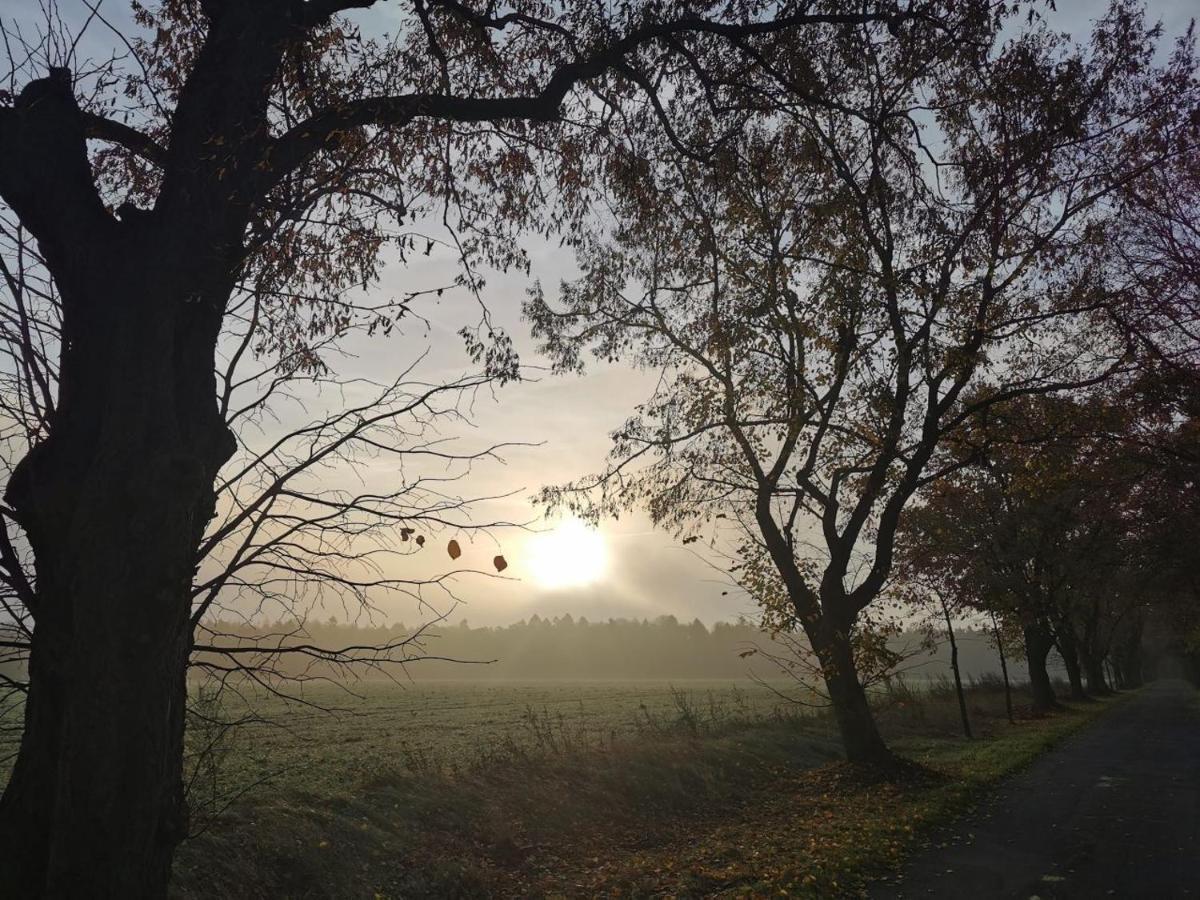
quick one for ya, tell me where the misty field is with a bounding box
[181,678,802,803]
[161,675,1120,899]
[4,671,1120,898]
[0,669,1002,801]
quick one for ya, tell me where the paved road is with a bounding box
[872,679,1200,899]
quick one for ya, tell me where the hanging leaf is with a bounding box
[400,527,414,542]
[447,539,461,560]
[415,535,425,547]
[493,554,508,572]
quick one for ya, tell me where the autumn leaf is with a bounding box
[447,539,462,560]
[493,554,508,572]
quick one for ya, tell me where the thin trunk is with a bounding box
[1024,622,1058,715]
[1120,652,1143,688]
[991,613,1015,724]
[941,598,971,739]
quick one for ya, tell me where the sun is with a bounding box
[526,518,610,590]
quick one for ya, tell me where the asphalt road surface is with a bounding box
[872,679,1200,899]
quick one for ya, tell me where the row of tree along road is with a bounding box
[0,1,1196,896]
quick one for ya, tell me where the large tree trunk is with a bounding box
[0,15,295,895]
[1107,658,1124,690]
[1108,658,1122,689]
[0,590,194,897]
[1024,622,1059,715]
[1116,618,1145,689]
[1054,626,1088,701]
[1081,648,1111,696]
[0,261,234,897]
[808,621,893,767]
[1061,649,1088,701]
[1078,604,1109,696]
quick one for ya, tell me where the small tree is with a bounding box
[893,573,974,739]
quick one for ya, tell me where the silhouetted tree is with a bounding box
[0,199,522,874]
[531,2,1189,763]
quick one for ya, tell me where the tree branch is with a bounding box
[265,7,908,188]
[81,112,167,167]
[0,70,114,259]
[299,0,379,26]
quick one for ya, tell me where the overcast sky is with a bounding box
[328,233,736,628]
[340,0,1198,628]
[2,0,1194,628]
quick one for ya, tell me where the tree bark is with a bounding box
[807,621,894,767]
[1107,658,1123,690]
[0,17,286,892]
[1117,647,1143,688]
[1024,622,1059,715]
[1116,618,1145,688]
[1082,648,1111,696]
[0,262,234,897]
[1055,626,1089,701]
[1078,602,1110,696]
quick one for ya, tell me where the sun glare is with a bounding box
[526,518,610,590]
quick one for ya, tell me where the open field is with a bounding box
[2,673,1131,897]
[0,673,995,800]
[179,678,805,803]
[154,675,1130,898]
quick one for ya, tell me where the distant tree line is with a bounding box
[186,614,1023,683]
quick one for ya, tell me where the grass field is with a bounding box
[1,675,1127,897]
[179,678,806,807]
[161,675,1128,898]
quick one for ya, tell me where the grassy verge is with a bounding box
[171,685,1131,899]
